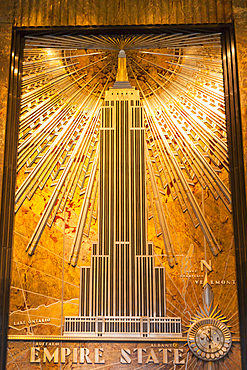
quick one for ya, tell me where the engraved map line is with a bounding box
[10,286,78,304]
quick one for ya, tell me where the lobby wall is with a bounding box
[0,1,246,369]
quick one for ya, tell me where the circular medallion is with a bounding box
[187,318,232,361]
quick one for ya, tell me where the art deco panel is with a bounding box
[6,29,241,369]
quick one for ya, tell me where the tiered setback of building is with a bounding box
[64,53,182,338]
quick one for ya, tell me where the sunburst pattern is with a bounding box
[15,32,230,268]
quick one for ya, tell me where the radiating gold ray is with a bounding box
[13,33,230,272]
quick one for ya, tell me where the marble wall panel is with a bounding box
[0,0,234,27]
[232,2,247,201]
[0,23,12,210]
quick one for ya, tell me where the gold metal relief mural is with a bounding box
[7,31,241,369]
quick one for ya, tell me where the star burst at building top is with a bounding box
[15,32,230,267]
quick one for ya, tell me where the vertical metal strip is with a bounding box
[163,267,166,316]
[102,129,105,255]
[79,267,82,316]
[222,27,247,370]
[112,100,116,317]
[0,30,23,370]
[129,104,132,316]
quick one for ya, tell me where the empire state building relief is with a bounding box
[7,31,240,369]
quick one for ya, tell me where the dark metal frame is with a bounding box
[222,26,247,370]
[0,24,246,370]
[0,29,24,370]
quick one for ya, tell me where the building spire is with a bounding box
[112,50,133,89]
[116,50,129,81]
